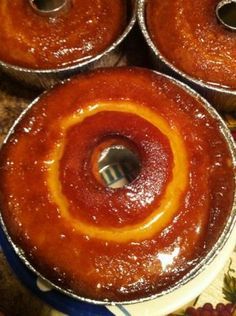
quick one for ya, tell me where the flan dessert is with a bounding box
[0,67,234,302]
[0,0,126,69]
[146,0,236,89]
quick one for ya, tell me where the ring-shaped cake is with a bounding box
[0,0,126,69]
[0,67,235,303]
[145,0,236,89]
[0,0,136,88]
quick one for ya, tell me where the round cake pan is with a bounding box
[0,68,235,305]
[0,0,136,90]
[137,0,236,113]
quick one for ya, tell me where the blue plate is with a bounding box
[0,225,114,316]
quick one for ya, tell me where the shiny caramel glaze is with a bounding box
[0,0,126,69]
[0,67,234,302]
[146,0,236,89]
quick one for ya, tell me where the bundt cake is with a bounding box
[146,0,236,89]
[0,0,126,69]
[0,67,234,302]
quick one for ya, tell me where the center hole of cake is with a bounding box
[97,145,141,189]
[30,0,69,14]
[216,0,236,30]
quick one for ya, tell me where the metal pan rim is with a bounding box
[0,67,235,305]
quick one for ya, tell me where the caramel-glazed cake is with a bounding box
[0,0,126,69]
[146,0,236,89]
[0,68,234,302]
